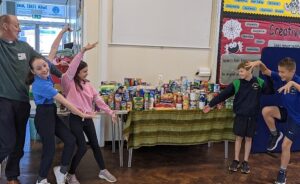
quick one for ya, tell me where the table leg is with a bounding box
[111,118,116,153]
[224,140,228,159]
[128,148,133,168]
[117,115,124,167]
[208,141,212,148]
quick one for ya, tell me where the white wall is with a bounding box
[82,0,100,87]
[83,0,221,87]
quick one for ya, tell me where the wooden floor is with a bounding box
[1,142,300,184]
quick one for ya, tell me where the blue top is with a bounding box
[271,71,300,124]
[32,75,58,105]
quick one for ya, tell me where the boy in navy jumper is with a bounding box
[204,62,273,174]
[248,57,300,184]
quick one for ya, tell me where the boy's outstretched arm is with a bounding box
[203,84,235,113]
[247,60,272,76]
[209,84,235,107]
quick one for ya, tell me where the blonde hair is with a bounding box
[237,61,251,71]
[278,57,296,71]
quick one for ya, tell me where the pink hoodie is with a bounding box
[61,52,113,115]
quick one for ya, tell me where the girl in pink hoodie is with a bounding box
[61,42,117,183]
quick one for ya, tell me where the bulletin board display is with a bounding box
[218,17,300,85]
[223,0,300,18]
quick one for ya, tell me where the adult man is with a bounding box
[0,14,61,184]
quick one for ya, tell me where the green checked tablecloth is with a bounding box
[123,109,235,149]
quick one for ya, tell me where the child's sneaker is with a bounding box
[66,174,80,184]
[36,179,51,184]
[267,131,283,151]
[228,160,240,172]
[53,166,67,184]
[99,169,117,183]
[240,161,250,174]
[275,170,287,184]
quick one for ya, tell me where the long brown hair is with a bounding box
[25,56,44,85]
[74,61,88,90]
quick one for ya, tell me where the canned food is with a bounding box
[124,78,130,87]
[208,83,214,93]
[189,104,197,110]
[115,102,121,110]
[176,103,182,110]
[183,102,189,110]
[214,84,220,93]
[183,93,189,100]
[108,94,114,109]
[137,78,142,85]
[114,94,122,110]
[134,78,139,86]
[121,101,127,110]
[133,97,144,111]
[126,101,133,111]
[149,97,154,110]
[155,94,160,104]
[199,92,206,103]
[102,95,109,104]
[198,101,205,110]
[144,92,149,100]
[190,101,197,106]
[108,101,114,110]
[177,94,183,103]
[206,93,214,103]
[190,92,196,101]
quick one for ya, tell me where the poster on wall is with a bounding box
[223,0,300,18]
[219,18,300,85]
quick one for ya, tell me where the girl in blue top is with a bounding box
[26,56,93,184]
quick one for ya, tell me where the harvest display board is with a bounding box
[223,0,300,18]
[218,0,300,85]
[219,18,300,85]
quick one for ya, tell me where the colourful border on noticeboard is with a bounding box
[223,0,300,18]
